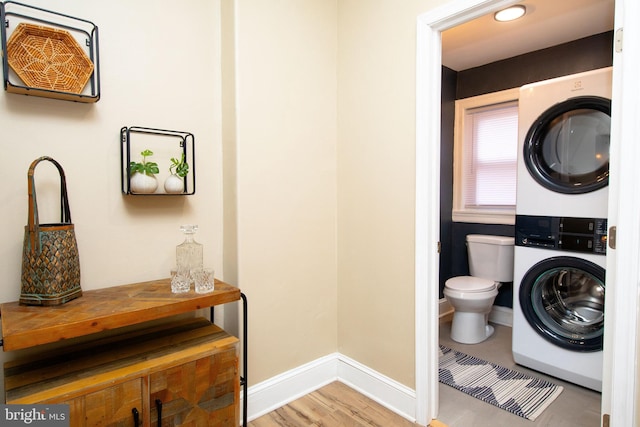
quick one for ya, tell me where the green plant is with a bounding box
[169,153,189,177]
[130,149,159,176]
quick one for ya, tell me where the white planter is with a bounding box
[164,174,185,194]
[130,172,158,194]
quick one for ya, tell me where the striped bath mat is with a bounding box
[439,345,563,421]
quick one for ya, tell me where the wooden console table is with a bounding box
[0,278,248,427]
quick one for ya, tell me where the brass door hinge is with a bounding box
[603,413,610,427]
[609,226,616,249]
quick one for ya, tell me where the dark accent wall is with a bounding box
[456,31,614,99]
[439,66,457,290]
[439,31,614,307]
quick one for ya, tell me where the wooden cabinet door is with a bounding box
[5,319,238,427]
[59,379,143,427]
[149,346,238,427]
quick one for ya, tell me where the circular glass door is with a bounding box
[523,96,611,194]
[519,256,605,352]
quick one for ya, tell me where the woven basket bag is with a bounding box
[20,156,82,306]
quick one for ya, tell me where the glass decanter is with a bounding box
[176,224,203,279]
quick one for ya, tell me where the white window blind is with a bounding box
[463,103,518,209]
[453,88,519,225]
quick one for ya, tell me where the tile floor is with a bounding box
[437,320,601,427]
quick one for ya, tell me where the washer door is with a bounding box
[519,256,605,352]
[523,96,611,194]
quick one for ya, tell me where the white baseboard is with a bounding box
[337,354,416,422]
[488,305,513,327]
[439,298,453,318]
[244,353,337,423]
[244,353,416,424]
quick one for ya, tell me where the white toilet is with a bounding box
[444,234,515,344]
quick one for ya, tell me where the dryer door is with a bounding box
[519,256,605,352]
[523,96,611,194]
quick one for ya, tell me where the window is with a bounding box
[453,88,519,224]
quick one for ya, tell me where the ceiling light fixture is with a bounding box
[494,5,526,22]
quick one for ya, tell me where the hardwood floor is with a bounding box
[247,381,417,427]
[248,319,601,427]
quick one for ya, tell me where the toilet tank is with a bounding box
[466,234,515,282]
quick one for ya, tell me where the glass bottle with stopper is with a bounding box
[176,224,203,280]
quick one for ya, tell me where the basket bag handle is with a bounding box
[27,156,72,254]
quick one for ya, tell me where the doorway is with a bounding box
[415,0,640,426]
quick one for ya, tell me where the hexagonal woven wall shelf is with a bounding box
[6,23,94,94]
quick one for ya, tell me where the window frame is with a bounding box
[452,88,520,225]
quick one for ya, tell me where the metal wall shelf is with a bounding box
[0,1,100,103]
[121,126,196,196]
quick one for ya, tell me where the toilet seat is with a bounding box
[445,276,497,293]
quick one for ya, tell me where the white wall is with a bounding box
[0,0,223,394]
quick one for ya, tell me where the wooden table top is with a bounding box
[0,278,241,351]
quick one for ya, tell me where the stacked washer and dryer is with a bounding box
[512,67,612,392]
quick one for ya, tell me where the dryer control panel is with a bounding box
[515,215,608,254]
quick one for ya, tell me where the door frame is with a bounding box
[415,0,640,425]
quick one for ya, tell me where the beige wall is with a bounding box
[233,0,339,385]
[0,0,453,400]
[336,0,445,389]
[232,0,449,389]
[0,0,223,394]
